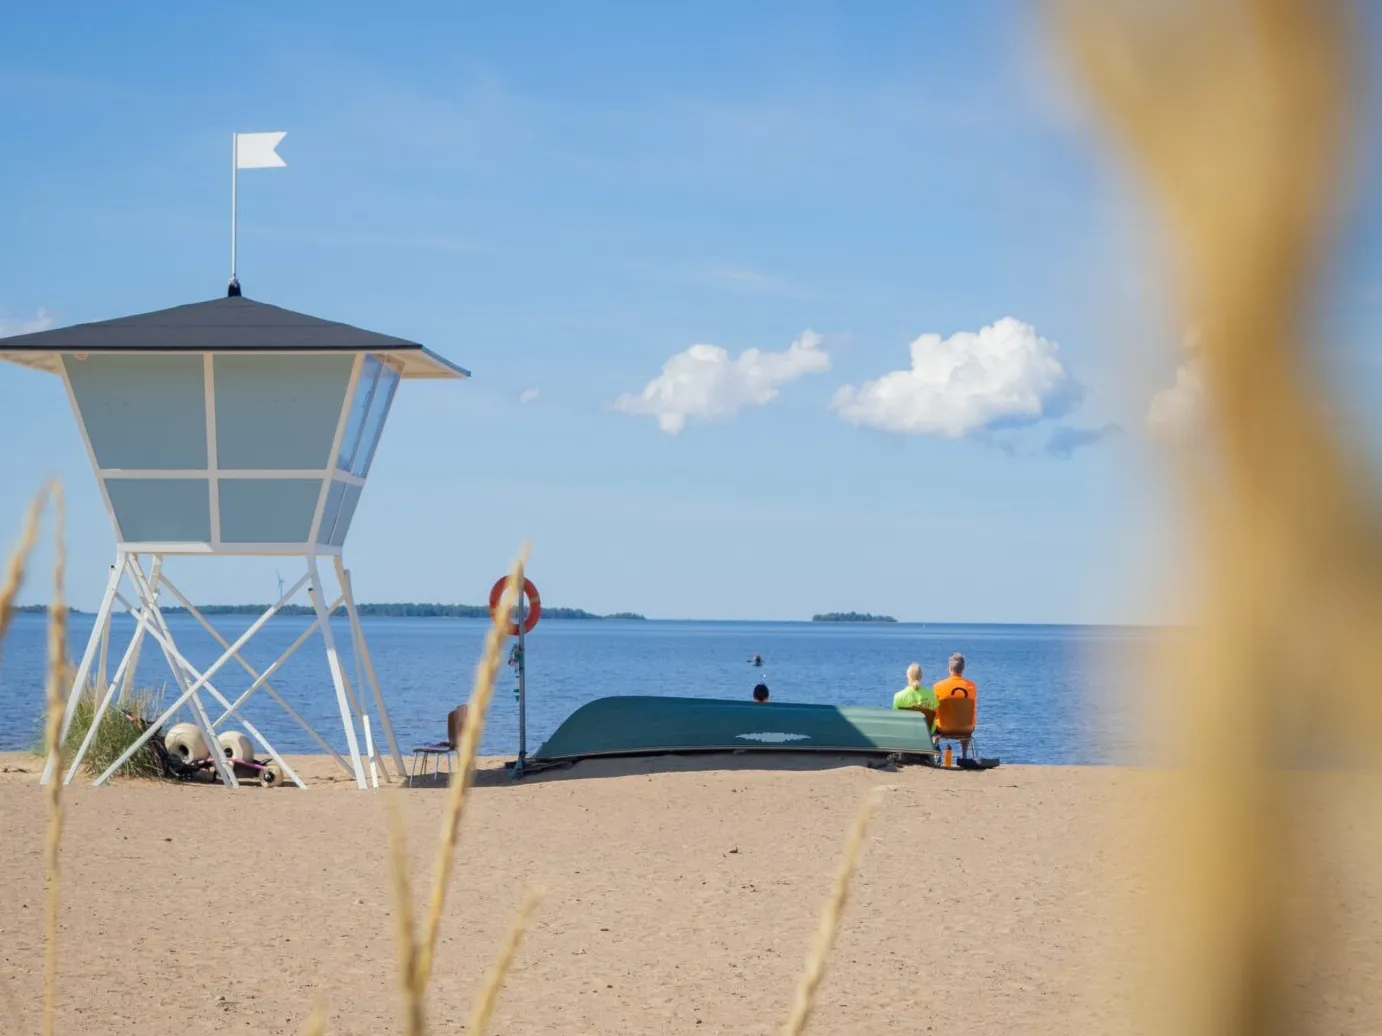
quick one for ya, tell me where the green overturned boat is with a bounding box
[532,695,938,764]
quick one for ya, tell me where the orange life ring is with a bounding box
[488,576,541,635]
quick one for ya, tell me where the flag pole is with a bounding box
[229,133,240,296]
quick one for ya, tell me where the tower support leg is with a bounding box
[336,558,406,781]
[309,555,368,789]
[40,554,124,785]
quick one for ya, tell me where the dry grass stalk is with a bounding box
[0,483,52,1035]
[781,786,884,1036]
[0,482,52,668]
[298,1002,327,1036]
[386,800,425,1036]
[412,546,528,993]
[465,888,542,1036]
[379,546,528,1036]
[1060,1,1380,1034]
[41,482,67,1036]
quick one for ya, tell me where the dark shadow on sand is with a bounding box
[401,751,933,789]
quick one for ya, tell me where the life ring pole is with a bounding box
[516,590,528,777]
[489,575,539,778]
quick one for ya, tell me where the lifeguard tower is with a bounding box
[0,294,468,788]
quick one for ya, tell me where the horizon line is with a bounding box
[11,603,1179,629]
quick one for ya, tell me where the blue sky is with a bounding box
[2,1,1381,622]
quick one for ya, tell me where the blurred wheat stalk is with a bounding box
[1061,0,1379,1033]
[0,484,51,663]
[1,481,68,1036]
[384,548,541,1036]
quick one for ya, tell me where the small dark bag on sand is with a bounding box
[956,757,1001,770]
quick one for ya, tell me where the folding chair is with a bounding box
[935,692,977,762]
[409,705,467,784]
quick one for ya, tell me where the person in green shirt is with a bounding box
[892,662,938,731]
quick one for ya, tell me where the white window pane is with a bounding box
[105,478,211,543]
[351,363,399,477]
[66,355,208,470]
[328,484,363,546]
[315,479,348,545]
[336,356,381,471]
[219,478,323,544]
[215,354,354,470]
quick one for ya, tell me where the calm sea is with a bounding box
[0,614,1153,765]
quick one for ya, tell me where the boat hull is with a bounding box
[532,695,938,763]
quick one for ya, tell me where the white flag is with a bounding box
[234,131,286,170]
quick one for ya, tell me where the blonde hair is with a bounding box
[905,662,922,688]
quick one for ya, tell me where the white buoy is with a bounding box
[217,730,254,762]
[165,723,208,762]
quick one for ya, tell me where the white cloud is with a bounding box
[613,330,830,434]
[1146,330,1205,439]
[519,387,540,404]
[0,308,52,338]
[831,317,1079,436]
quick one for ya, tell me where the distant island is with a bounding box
[811,612,898,623]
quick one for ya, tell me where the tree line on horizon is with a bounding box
[14,602,646,621]
[16,603,908,623]
[811,611,898,623]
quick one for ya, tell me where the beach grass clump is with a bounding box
[42,688,164,780]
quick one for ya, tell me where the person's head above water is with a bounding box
[752,683,770,702]
[905,662,923,688]
[948,652,966,675]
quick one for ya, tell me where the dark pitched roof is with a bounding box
[0,295,468,378]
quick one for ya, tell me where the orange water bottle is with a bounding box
[943,745,953,768]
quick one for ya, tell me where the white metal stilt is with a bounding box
[308,555,368,789]
[97,609,111,702]
[117,605,146,707]
[337,560,406,781]
[337,571,390,782]
[41,555,124,785]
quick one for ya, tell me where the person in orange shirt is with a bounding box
[932,652,976,704]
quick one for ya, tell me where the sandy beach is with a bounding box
[0,753,1376,1036]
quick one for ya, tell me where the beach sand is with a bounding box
[0,753,1376,1035]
